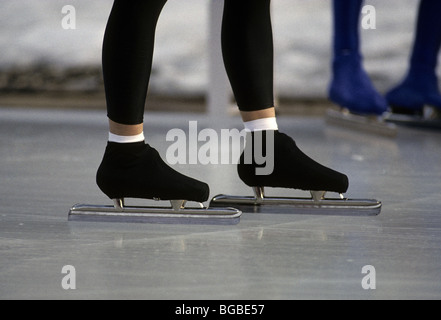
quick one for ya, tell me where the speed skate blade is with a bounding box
[326,108,397,137]
[68,202,242,225]
[385,107,441,130]
[210,192,382,216]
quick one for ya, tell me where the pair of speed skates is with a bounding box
[69,130,382,225]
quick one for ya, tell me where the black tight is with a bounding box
[103,0,274,125]
[102,0,167,125]
[222,0,274,112]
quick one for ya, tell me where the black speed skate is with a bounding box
[211,131,382,216]
[68,142,241,225]
[237,131,349,194]
[96,141,209,204]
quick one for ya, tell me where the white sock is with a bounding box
[243,117,279,132]
[108,132,145,143]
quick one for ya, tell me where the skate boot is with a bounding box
[326,0,396,136]
[384,0,441,130]
[69,142,241,225]
[385,69,441,129]
[329,53,388,116]
[237,131,349,194]
[326,53,397,136]
[211,131,382,215]
[96,141,209,203]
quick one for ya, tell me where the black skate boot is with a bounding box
[69,141,242,225]
[237,130,349,194]
[211,131,381,216]
[96,141,209,203]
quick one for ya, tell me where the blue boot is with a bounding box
[329,0,388,116]
[386,0,441,115]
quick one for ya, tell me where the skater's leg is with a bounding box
[240,108,276,123]
[222,0,279,131]
[386,0,441,114]
[329,0,388,115]
[221,0,349,194]
[97,0,209,203]
[222,0,274,113]
[102,0,167,126]
[108,120,143,137]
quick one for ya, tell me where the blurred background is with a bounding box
[0,0,426,112]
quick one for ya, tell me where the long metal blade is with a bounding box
[385,107,441,130]
[326,108,397,137]
[68,203,242,225]
[210,194,382,216]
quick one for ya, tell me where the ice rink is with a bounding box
[0,106,440,300]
